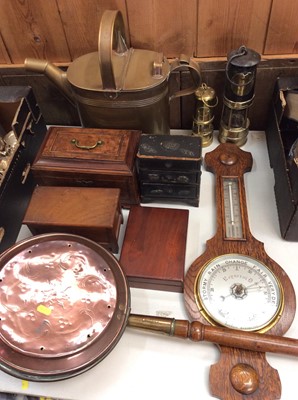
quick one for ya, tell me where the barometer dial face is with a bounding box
[195,254,284,332]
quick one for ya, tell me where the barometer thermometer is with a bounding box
[223,177,243,239]
[184,143,296,400]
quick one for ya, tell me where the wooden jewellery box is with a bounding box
[31,127,141,207]
[23,186,123,253]
[137,134,202,206]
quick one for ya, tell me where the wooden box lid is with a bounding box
[32,127,141,175]
[119,205,189,292]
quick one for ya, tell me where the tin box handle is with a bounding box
[98,10,129,90]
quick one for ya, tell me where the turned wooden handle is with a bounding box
[128,314,298,356]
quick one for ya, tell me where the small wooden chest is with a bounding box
[23,186,123,253]
[137,134,202,206]
[31,127,141,207]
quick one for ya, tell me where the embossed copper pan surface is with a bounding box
[0,233,130,381]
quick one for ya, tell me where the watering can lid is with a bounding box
[67,47,170,92]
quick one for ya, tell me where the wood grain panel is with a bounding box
[126,0,197,58]
[0,0,71,63]
[264,0,298,55]
[56,0,128,60]
[0,33,11,64]
[196,0,272,57]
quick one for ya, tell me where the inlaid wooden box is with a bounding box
[31,126,141,207]
[23,186,123,253]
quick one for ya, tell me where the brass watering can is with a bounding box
[25,10,201,134]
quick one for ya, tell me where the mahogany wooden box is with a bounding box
[119,205,189,292]
[31,126,141,207]
[23,186,123,253]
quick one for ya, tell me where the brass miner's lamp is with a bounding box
[218,45,260,146]
[192,83,217,147]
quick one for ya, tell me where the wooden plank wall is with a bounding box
[0,0,297,65]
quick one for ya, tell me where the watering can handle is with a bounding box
[98,10,201,96]
[98,10,128,90]
[169,55,202,101]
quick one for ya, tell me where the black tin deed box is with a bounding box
[266,76,298,241]
[0,86,47,252]
[137,134,202,207]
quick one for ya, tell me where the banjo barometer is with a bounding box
[184,143,296,399]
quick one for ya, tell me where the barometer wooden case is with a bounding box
[184,143,296,400]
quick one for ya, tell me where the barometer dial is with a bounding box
[195,254,283,332]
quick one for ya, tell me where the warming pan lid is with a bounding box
[0,233,130,381]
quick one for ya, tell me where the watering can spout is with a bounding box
[24,58,76,106]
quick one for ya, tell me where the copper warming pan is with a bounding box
[0,233,298,382]
[0,233,129,381]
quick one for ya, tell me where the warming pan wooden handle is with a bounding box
[128,314,298,357]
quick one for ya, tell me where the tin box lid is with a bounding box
[137,134,202,160]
